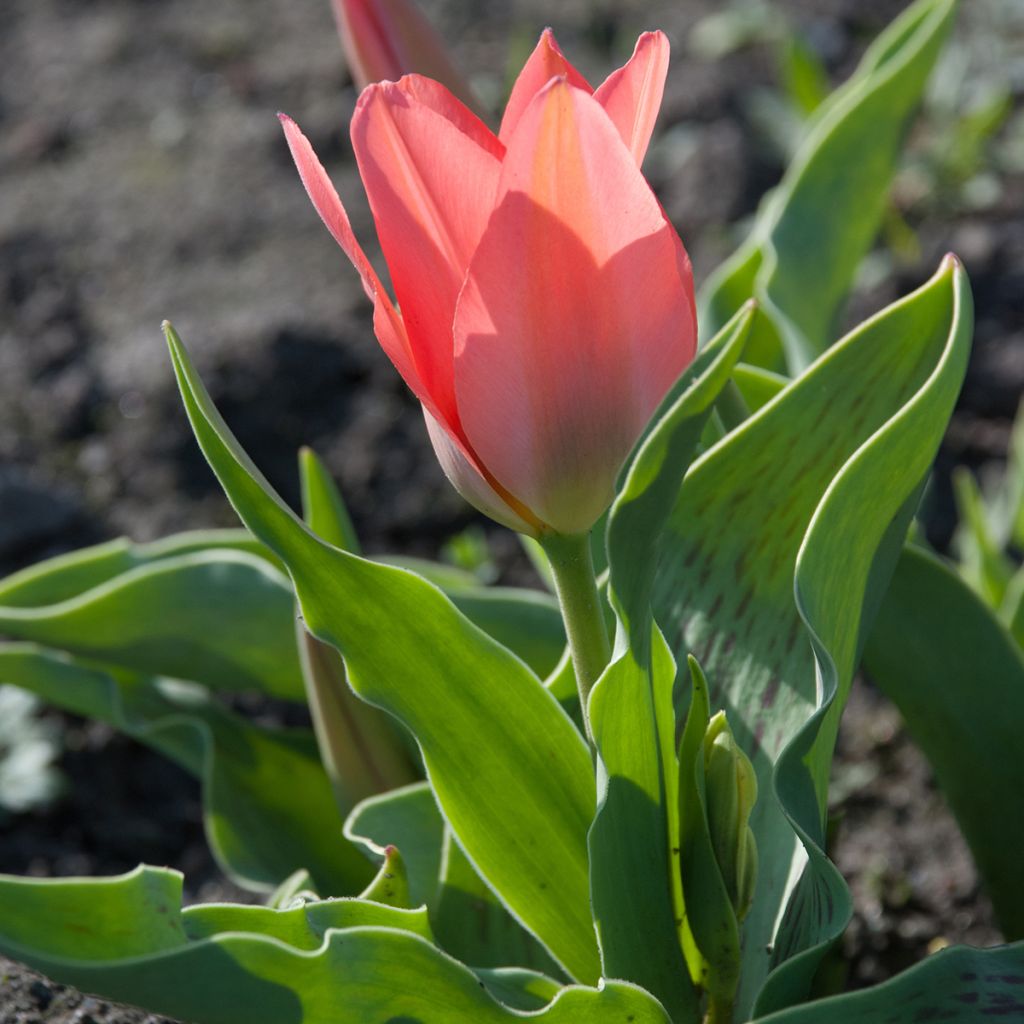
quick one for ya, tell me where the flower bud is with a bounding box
[330,0,477,108]
[703,712,758,923]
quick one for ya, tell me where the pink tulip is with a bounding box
[330,0,477,108]
[280,29,696,537]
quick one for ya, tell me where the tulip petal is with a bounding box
[454,79,696,535]
[498,29,592,145]
[593,31,669,166]
[352,76,502,428]
[423,411,539,536]
[279,113,432,416]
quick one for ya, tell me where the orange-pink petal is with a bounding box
[279,113,435,418]
[423,410,540,536]
[593,31,670,166]
[453,79,696,535]
[498,28,592,146]
[351,76,502,430]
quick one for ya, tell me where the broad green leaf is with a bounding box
[0,867,672,1024]
[442,586,565,679]
[653,258,972,1017]
[0,644,370,895]
[0,529,270,609]
[0,549,305,700]
[376,555,566,678]
[166,324,600,983]
[587,306,753,1022]
[344,782,557,972]
[751,942,1024,1023]
[864,545,1024,939]
[435,828,562,974]
[701,0,956,371]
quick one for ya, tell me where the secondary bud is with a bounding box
[330,0,477,107]
[703,711,758,923]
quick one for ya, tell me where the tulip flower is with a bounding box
[280,29,696,538]
[330,0,477,107]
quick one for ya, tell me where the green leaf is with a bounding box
[750,942,1024,1023]
[0,529,272,609]
[0,644,370,895]
[864,544,1024,939]
[652,257,972,1017]
[345,782,445,911]
[0,867,672,1024]
[357,844,411,908]
[298,447,360,553]
[952,467,1015,608]
[435,828,562,973]
[586,306,754,1022]
[374,556,566,678]
[165,323,600,983]
[345,782,558,972]
[0,548,304,701]
[443,585,565,679]
[701,0,956,371]
[676,659,740,1007]
[296,448,420,812]
[780,35,830,118]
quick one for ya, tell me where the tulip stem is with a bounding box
[540,532,611,744]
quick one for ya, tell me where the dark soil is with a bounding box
[0,0,1020,1020]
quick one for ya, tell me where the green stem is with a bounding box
[705,994,734,1024]
[539,532,611,744]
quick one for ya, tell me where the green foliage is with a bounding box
[166,323,601,983]
[864,545,1024,938]
[701,0,957,372]
[0,543,306,701]
[0,644,369,894]
[749,942,1024,1023]
[655,258,972,1016]
[0,866,674,1024]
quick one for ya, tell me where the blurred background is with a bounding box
[1,0,1022,1018]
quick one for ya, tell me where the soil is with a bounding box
[0,0,1020,1020]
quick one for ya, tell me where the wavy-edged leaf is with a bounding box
[750,942,1024,1023]
[653,258,972,1016]
[864,544,1024,938]
[701,0,956,372]
[165,323,600,983]
[0,644,370,894]
[0,548,304,700]
[0,867,671,1024]
[0,529,272,609]
[344,782,557,972]
[586,306,754,1022]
